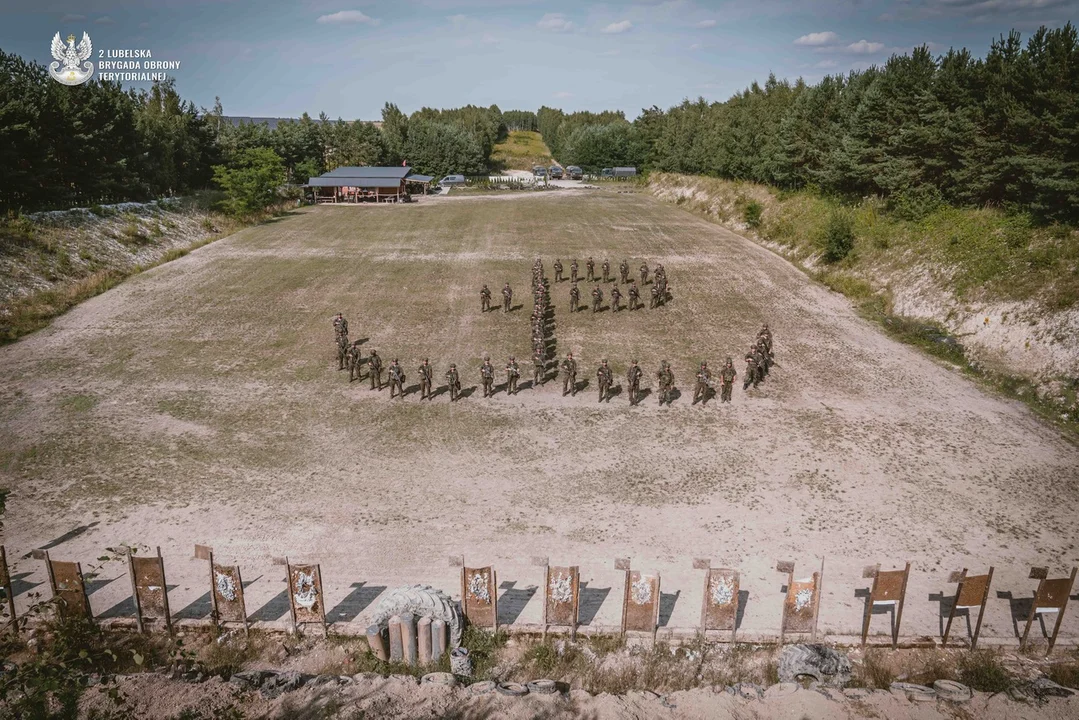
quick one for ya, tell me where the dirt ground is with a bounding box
[1,189,1078,657]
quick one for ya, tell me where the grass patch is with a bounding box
[958,650,1015,693]
[1047,657,1079,689]
[854,649,895,689]
[59,394,97,413]
[491,131,554,172]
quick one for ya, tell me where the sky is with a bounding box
[2,0,1077,120]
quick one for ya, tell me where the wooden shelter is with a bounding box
[307,167,433,203]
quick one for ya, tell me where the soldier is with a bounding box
[756,336,771,375]
[619,259,630,284]
[446,363,461,401]
[693,361,712,405]
[640,262,649,286]
[388,359,405,399]
[596,359,613,403]
[601,259,611,283]
[719,357,736,403]
[753,344,768,384]
[333,312,349,341]
[337,334,350,370]
[368,349,383,390]
[656,361,674,406]
[591,285,603,313]
[505,356,520,395]
[554,258,564,283]
[650,284,660,309]
[743,350,759,391]
[480,284,492,313]
[628,282,641,310]
[570,258,579,283]
[569,283,580,313]
[502,283,513,313]
[586,256,596,282]
[480,356,495,398]
[418,358,434,400]
[610,285,622,312]
[533,351,545,387]
[626,360,642,405]
[346,340,362,381]
[561,352,578,396]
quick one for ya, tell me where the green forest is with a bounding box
[2,23,1077,223]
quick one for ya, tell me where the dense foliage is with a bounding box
[502,110,538,132]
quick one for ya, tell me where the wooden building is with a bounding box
[307,167,434,203]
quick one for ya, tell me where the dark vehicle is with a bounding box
[566,166,583,180]
[549,166,564,179]
[600,168,614,178]
[613,167,637,178]
[533,165,548,178]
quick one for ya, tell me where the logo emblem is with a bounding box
[49,32,94,86]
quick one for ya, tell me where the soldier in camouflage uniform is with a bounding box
[610,285,622,312]
[554,259,563,283]
[656,361,674,406]
[388,359,405,399]
[719,358,736,402]
[347,341,363,381]
[753,345,767,384]
[505,356,520,395]
[569,283,580,313]
[337,334,350,370]
[561,352,578,396]
[596,359,613,403]
[480,356,495,397]
[418,358,434,400]
[586,257,596,282]
[570,259,579,283]
[445,364,461,401]
[628,282,641,311]
[533,351,545,387]
[602,259,611,283]
[591,285,603,313]
[502,283,513,313]
[619,259,630,284]
[650,284,661,309]
[368,349,383,390]
[693,362,712,405]
[626,360,643,405]
[743,350,759,390]
[480,285,492,313]
[640,262,649,286]
[333,313,349,342]
[756,336,771,376]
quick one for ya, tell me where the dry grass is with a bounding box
[491,131,554,171]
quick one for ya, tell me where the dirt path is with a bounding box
[0,190,1076,650]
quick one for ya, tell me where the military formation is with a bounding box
[331,259,777,405]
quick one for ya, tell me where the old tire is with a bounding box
[497,682,529,696]
[777,645,852,687]
[526,679,558,695]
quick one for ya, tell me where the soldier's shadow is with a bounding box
[431,385,450,399]
[510,304,524,312]
[574,379,590,393]
[668,388,682,402]
[608,384,623,399]
[460,385,478,399]
[637,388,653,402]
[404,384,421,396]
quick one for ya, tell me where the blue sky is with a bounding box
[3,0,1076,120]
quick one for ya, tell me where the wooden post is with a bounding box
[813,558,825,643]
[0,547,16,636]
[492,569,499,634]
[971,566,994,649]
[388,615,403,662]
[315,564,327,637]
[157,547,173,635]
[417,616,432,665]
[892,562,911,649]
[366,624,388,661]
[653,572,661,644]
[541,564,550,641]
[285,557,298,634]
[127,549,144,634]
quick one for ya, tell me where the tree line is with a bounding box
[543,24,1078,223]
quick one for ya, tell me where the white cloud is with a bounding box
[695,19,717,28]
[846,39,885,54]
[553,91,573,99]
[448,14,467,28]
[815,59,838,68]
[60,14,85,22]
[538,13,574,32]
[599,49,620,56]
[689,43,702,50]
[794,31,838,46]
[94,16,114,24]
[601,20,633,34]
[316,10,379,25]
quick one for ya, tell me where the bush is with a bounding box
[821,210,855,263]
[888,185,945,222]
[212,147,286,217]
[958,650,1014,693]
[743,200,763,229]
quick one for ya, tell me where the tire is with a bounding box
[497,682,529,696]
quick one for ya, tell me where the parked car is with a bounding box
[532,166,548,178]
[439,175,466,186]
[600,168,614,178]
[549,166,564,179]
[566,166,583,180]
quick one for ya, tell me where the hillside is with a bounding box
[491,130,554,171]
[649,172,1079,431]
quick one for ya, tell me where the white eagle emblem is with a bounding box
[49,32,94,86]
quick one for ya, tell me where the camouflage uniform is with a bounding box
[640,263,649,286]
[591,286,603,313]
[743,351,759,390]
[337,335,350,370]
[480,285,492,313]
[446,364,461,401]
[333,313,349,343]
[561,354,577,396]
[570,259,579,283]
[628,283,640,310]
[419,359,434,400]
[569,284,580,313]
[693,362,712,405]
[347,341,362,381]
[626,361,643,405]
[596,360,613,403]
[756,337,771,375]
[753,346,767,384]
[533,352,545,386]
[619,260,630,284]
[481,358,495,397]
[554,259,563,283]
[719,359,736,402]
[601,259,611,283]
[650,284,660,309]
[586,257,596,282]
[505,357,520,395]
[656,362,674,406]
[368,350,383,390]
[502,283,513,313]
[388,360,405,399]
[610,285,622,312]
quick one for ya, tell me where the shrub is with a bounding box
[958,650,1014,693]
[821,210,855,263]
[743,200,763,229]
[888,185,944,222]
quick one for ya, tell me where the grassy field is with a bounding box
[491,130,554,171]
[1,189,1077,645]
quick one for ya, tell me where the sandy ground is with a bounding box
[0,189,1077,654]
